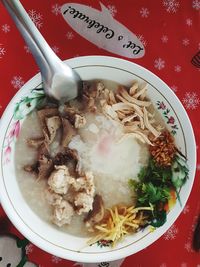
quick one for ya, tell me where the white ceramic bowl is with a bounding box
[0,56,196,263]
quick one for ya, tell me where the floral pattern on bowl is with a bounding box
[3,88,45,164]
[156,101,179,135]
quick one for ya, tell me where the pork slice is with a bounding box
[85,194,105,230]
[82,81,98,98]
[27,137,44,148]
[53,148,78,176]
[24,141,53,179]
[45,116,61,144]
[54,148,78,163]
[38,142,49,156]
[61,118,76,148]
[74,114,86,129]
[35,143,53,179]
[61,104,86,128]
[38,154,53,180]
[82,94,97,113]
[37,108,60,144]
[37,108,59,129]
[62,105,77,124]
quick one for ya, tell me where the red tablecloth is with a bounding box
[0,0,200,266]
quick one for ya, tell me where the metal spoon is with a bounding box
[1,0,82,101]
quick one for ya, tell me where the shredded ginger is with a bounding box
[87,205,153,247]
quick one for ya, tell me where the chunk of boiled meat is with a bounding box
[48,165,74,194]
[52,199,74,227]
[71,172,95,215]
[74,192,94,215]
[45,189,63,206]
[70,171,95,196]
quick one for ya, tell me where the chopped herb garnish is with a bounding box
[129,153,189,228]
[135,182,170,205]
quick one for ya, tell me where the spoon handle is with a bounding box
[1,0,63,81]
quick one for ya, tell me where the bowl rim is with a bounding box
[0,55,197,263]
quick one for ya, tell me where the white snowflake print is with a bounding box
[66,31,74,40]
[171,85,178,92]
[154,58,165,70]
[161,35,169,43]
[52,46,59,54]
[181,263,188,267]
[25,243,34,254]
[163,0,180,13]
[183,204,190,214]
[184,241,193,252]
[28,10,43,29]
[51,4,61,16]
[107,5,117,17]
[0,44,6,59]
[160,264,167,267]
[24,45,31,53]
[137,34,147,47]
[140,7,150,18]
[51,256,62,264]
[182,92,200,110]
[186,18,193,26]
[182,38,190,46]
[11,76,25,89]
[174,65,182,72]
[192,0,200,10]
[2,24,10,33]
[163,224,179,240]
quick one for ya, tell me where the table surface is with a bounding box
[0,0,199,266]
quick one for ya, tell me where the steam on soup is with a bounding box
[15,80,188,246]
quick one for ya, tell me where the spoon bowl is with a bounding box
[1,0,82,101]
